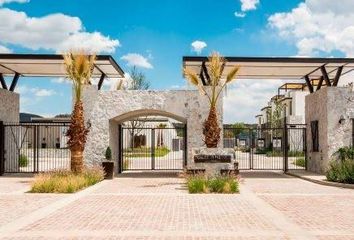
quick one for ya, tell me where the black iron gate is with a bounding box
[0,122,70,174]
[223,124,307,171]
[119,125,187,172]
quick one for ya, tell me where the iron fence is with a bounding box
[223,124,307,171]
[119,126,187,171]
[0,122,70,174]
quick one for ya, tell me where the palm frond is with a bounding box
[183,68,199,86]
[63,50,96,102]
[226,66,239,83]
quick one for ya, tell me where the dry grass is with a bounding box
[30,167,104,193]
[186,174,239,194]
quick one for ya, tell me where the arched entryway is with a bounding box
[113,109,187,173]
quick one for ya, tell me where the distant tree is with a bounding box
[127,66,150,90]
[55,114,71,118]
[119,66,151,148]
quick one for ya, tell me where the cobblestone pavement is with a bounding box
[0,171,353,239]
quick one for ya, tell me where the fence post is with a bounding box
[151,129,155,170]
[0,121,4,175]
[183,124,187,168]
[118,124,123,174]
[283,117,288,173]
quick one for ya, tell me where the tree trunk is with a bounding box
[203,106,221,148]
[66,101,88,173]
[71,148,84,173]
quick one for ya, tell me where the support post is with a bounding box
[9,73,20,92]
[0,121,4,175]
[283,117,288,173]
[118,124,123,174]
[0,73,8,90]
[97,73,105,90]
[151,129,155,170]
[320,65,331,87]
[333,66,343,86]
[183,124,187,168]
[316,76,324,91]
[201,61,210,85]
[304,75,314,93]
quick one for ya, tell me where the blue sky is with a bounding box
[1,0,354,123]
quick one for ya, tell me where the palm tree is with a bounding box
[184,52,239,147]
[63,51,96,173]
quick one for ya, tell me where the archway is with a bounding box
[113,110,187,172]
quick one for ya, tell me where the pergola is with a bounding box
[183,56,354,94]
[0,54,124,91]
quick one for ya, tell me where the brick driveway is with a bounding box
[0,171,353,239]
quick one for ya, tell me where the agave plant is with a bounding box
[63,51,96,173]
[184,52,239,147]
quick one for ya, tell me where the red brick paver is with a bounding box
[0,171,353,239]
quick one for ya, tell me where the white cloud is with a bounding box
[51,77,71,84]
[240,0,259,12]
[0,8,120,54]
[0,0,28,6]
[16,85,56,97]
[234,12,246,18]
[34,89,56,97]
[268,0,354,56]
[191,40,207,54]
[120,53,153,69]
[0,45,11,53]
[223,79,286,123]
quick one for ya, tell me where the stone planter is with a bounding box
[102,161,114,179]
[191,148,236,175]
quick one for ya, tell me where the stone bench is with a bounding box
[220,162,239,176]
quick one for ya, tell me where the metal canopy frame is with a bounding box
[0,54,125,91]
[183,56,354,94]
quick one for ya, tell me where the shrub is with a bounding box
[187,175,207,193]
[326,159,354,184]
[30,167,104,193]
[294,157,306,167]
[19,154,28,167]
[105,147,112,161]
[333,147,354,161]
[186,175,239,194]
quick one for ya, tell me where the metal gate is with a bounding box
[223,124,306,171]
[0,122,70,174]
[119,125,187,171]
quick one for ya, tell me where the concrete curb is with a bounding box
[286,172,354,190]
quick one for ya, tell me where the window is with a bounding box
[311,120,319,152]
[289,101,293,116]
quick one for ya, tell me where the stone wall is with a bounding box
[305,87,354,173]
[0,88,19,123]
[82,86,223,172]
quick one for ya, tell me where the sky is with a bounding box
[1,0,354,123]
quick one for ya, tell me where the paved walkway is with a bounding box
[0,171,353,239]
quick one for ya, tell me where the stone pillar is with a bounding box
[305,87,354,173]
[0,89,20,173]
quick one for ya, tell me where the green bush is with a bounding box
[186,175,239,194]
[30,167,104,193]
[326,159,354,184]
[294,157,306,167]
[19,154,28,167]
[105,147,112,161]
[187,175,207,193]
[333,147,354,161]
